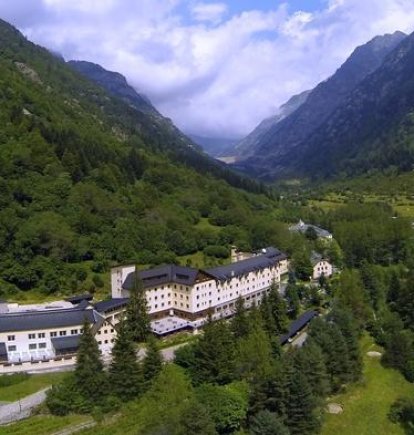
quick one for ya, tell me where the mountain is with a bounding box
[188,134,240,157]
[233,89,311,159]
[235,31,407,179]
[0,18,270,297]
[68,60,158,116]
[282,29,414,178]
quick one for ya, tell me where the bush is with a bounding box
[92,274,104,288]
[0,372,29,387]
[203,245,230,259]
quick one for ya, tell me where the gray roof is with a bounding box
[0,308,96,333]
[94,298,129,313]
[123,265,200,290]
[289,220,332,238]
[51,335,80,351]
[206,254,277,282]
[280,310,318,344]
[310,251,329,266]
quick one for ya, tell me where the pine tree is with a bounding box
[249,410,290,435]
[286,371,320,435]
[142,335,163,388]
[193,319,236,385]
[109,319,143,400]
[75,319,107,404]
[125,272,151,342]
[268,282,289,334]
[285,284,300,319]
[260,293,277,335]
[294,341,330,399]
[231,296,251,339]
[330,308,362,382]
[177,400,217,435]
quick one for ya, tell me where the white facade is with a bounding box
[112,248,288,321]
[312,259,333,280]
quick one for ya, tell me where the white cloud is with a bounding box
[1,0,414,138]
[191,2,228,24]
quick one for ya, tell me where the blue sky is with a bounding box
[1,0,414,138]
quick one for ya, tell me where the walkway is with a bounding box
[0,387,50,425]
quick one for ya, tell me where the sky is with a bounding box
[1,1,414,139]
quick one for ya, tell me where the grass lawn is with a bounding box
[0,372,68,402]
[0,414,91,435]
[322,335,414,435]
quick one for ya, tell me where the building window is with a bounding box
[110,329,114,333]
[155,304,158,309]
[50,332,57,337]
[7,335,15,341]
[97,330,101,335]
[28,333,36,339]
[38,332,45,339]
[59,331,67,336]
[8,345,16,352]
[29,343,37,350]
[71,329,78,335]
[111,339,114,343]
[104,330,108,334]
[39,343,47,349]
[98,341,102,345]
[104,340,108,344]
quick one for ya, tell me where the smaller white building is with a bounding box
[311,252,333,280]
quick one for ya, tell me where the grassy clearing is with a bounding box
[0,414,91,435]
[0,372,68,402]
[322,335,414,435]
[157,331,197,350]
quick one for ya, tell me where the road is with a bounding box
[0,387,50,425]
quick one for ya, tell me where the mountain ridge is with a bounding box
[234,30,407,179]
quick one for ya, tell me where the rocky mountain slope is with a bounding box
[235,31,407,179]
[234,89,311,160]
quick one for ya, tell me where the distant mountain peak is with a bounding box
[67,60,158,116]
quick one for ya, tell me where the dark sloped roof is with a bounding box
[206,254,276,281]
[51,335,80,351]
[261,247,288,261]
[0,308,96,333]
[280,310,318,344]
[66,294,93,304]
[94,298,129,313]
[123,265,199,290]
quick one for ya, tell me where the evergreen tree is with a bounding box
[260,293,277,335]
[109,319,143,400]
[249,410,290,435]
[231,296,251,339]
[235,326,274,384]
[293,341,330,399]
[387,271,401,306]
[177,400,217,435]
[285,371,320,435]
[143,335,163,388]
[74,319,107,404]
[125,273,150,342]
[268,282,289,334]
[330,308,362,382]
[285,284,300,319]
[193,319,236,385]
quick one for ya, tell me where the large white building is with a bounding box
[112,247,288,331]
[0,247,288,373]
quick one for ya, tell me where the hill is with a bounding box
[0,18,277,298]
[234,31,407,180]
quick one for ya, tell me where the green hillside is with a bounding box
[0,19,282,299]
